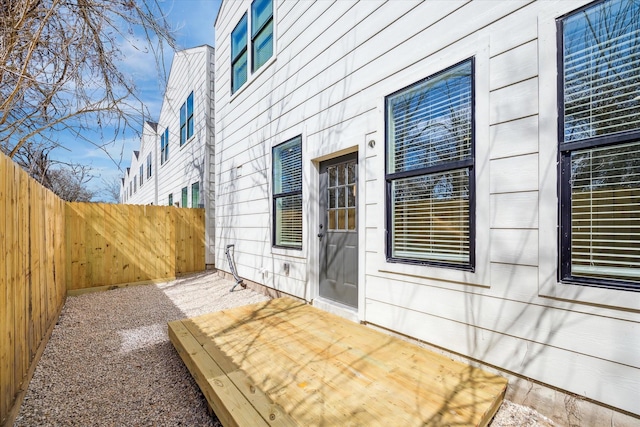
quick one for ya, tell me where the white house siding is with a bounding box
[121,122,158,205]
[214,0,640,418]
[121,45,216,265]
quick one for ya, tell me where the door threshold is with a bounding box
[313,297,359,323]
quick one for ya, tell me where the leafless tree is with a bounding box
[100,175,122,203]
[0,0,176,161]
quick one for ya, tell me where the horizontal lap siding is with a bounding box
[156,47,211,209]
[215,0,640,416]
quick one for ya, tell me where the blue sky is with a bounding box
[52,0,222,201]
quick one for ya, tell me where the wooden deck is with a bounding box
[168,298,507,426]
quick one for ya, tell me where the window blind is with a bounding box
[563,0,640,142]
[388,62,472,174]
[273,137,302,248]
[391,170,469,264]
[386,59,473,267]
[570,141,640,282]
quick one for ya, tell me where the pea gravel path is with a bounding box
[14,271,555,426]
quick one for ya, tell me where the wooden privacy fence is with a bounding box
[1,153,67,426]
[1,150,206,426]
[66,203,205,292]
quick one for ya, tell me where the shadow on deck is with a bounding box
[168,298,507,426]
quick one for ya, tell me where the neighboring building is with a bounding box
[214,0,639,423]
[120,45,216,265]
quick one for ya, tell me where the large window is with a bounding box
[231,14,248,94]
[139,165,143,186]
[385,59,474,268]
[273,136,302,249]
[180,92,194,146]
[559,0,640,289]
[146,153,152,178]
[160,127,169,164]
[192,182,200,208]
[251,0,273,72]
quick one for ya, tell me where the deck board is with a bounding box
[168,298,507,426]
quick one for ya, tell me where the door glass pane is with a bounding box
[338,164,345,185]
[337,187,345,208]
[328,188,336,209]
[348,162,356,184]
[328,209,336,230]
[347,185,356,207]
[347,208,356,230]
[329,166,336,187]
[337,209,345,229]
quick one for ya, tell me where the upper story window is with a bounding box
[558,0,640,290]
[272,136,302,249]
[139,165,144,186]
[146,153,152,178]
[231,0,273,94]
[160,127,169,164]
[231,14,248,94]
[180,92,194,146]
[385,59,474,269]
[134,175,138,193]
[251,0,273,72]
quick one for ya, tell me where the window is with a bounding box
[129,182,132,197]
[251,0,273,72]
[558,0,640,289]
[231,0,273,94]
[180,92,194,145]
[168,193,173,207]
[231,14,248,94]
[272,136,302,249]
[139,166,143,186]
[192,182,200,208]
[385,59,474,268]
[134,176,137,193]
[147,153,152,178]
[160,127,169,164]
[181,187,188,208]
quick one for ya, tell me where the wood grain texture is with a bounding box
[0,152,67,426]
[65,203,205,291]
[169,298,507,427]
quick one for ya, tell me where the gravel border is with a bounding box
[15,271,555,426]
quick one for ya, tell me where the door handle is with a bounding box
[317,224,324,238]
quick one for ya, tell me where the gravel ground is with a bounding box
[15,271,556,426]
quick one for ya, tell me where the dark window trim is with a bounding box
[556,0,640,291]
[231,13,248,94]
[384,58,476,271]
[180,92,194,146]
[272,135,303,250]
[161,127,169,164]
[250,0,273,73]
